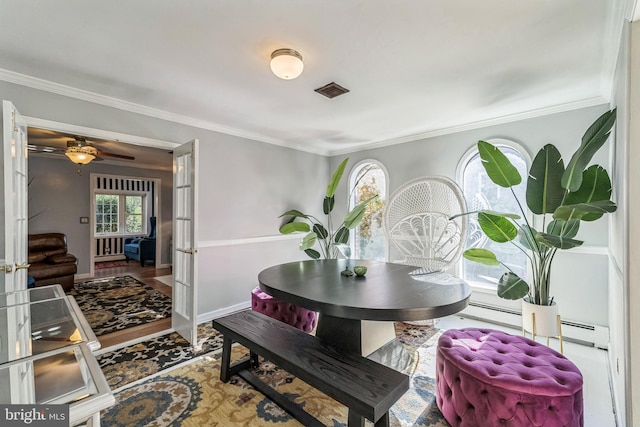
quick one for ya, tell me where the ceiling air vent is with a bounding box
[314,82,350,99]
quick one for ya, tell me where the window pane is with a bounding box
[125,195,144,233]
[462,146,528,287]
[351,163,386,261]
[126,214,143,233]
[126,196,142,214]
[95,194,119,234]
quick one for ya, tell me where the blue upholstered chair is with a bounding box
[124,217,157,266]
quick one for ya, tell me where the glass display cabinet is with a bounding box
[0,285,114,426]
[0,284,66,308]
[0,343,114,425]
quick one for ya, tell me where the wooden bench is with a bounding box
[212,310,410,427]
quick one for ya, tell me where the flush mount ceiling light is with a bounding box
[270,48,304,80]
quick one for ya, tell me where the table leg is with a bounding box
[316,316,400,359]
[316,314,362,354]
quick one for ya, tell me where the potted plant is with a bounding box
[457,109,617,336]
[279,158,378,260]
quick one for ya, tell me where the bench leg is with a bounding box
[347,410,365,427]
[220,337,233,383]
[250,350,259,368]
[347,410,388,427]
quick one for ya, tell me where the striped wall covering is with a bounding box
[94,176,156,194]
[93,174,156,258]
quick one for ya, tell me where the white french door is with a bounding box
[1,101,29,294]
[172,139,198,345]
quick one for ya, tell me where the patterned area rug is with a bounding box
[100,321,449,427]
[98,322,225,390]
[68,275,172,336]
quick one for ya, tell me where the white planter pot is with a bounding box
[522,299,559,337]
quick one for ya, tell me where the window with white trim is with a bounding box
[349,161,387,261]
[459,142,529,288]
[95,193,146,235]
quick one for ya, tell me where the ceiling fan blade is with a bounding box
[96,151,135,160]
[27,144,66,154]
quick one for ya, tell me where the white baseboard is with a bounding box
[198,301,251,324]
[461,303,609,347]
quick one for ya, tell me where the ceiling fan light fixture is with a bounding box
[65,146,97,165]
[270,48,304,80]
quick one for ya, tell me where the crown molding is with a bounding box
[0,68,328,156]
[599,0,634,101]
[631,0,640,21]
[328,96,609,157]
[1,68,608,159]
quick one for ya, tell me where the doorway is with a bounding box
[24,117,179,347]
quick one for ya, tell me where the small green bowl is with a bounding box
[353,265,367,277]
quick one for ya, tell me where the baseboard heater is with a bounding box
[457,301,608,349]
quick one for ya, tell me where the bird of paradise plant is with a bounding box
[455,109,617,305]
[279,158,378,259]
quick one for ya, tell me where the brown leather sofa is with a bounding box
[28,233,78,291]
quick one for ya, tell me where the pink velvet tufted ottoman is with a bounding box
[436,328,583,427]
[251,287,318,333]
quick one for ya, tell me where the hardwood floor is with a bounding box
[83,261,173,349]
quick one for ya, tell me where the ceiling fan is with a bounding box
[27,133,135,165]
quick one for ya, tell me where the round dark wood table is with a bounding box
[258,259,471,355]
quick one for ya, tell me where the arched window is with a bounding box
[349,160,387,261]
[458,140,530,288]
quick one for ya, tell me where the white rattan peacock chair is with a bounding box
[383,176,468,325]
[383,176,468,273]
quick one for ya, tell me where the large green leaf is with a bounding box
[547,219,580,239]
[304,249,320,259]
[564,165,613,221]
[518,225,539,250]
[323,196,334,215]
[334,227,349,244]
[326,158,349,198]
[562,109,616,191]
[477,140,522,188]
[279,221,311,234]
[478,212,518,243]
[536,232,583,249]
[279,209,309,219]
[497,272,529,300]
[526,144,565,214]
[343,195,378,229]
[553,200,617,221]
[463,248,500,266]
[313,223,328,239]
[300,232,317,250]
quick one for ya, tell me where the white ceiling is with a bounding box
[0,1,628,156]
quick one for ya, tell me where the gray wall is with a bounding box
[330,105,612,329]
[28,156,173,273]
[195,135,328,315]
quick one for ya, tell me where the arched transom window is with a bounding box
[459,140,529,288]
[349,161,387,261]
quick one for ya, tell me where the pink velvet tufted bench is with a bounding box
[436,328,583,427]
[251,287,318,333]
